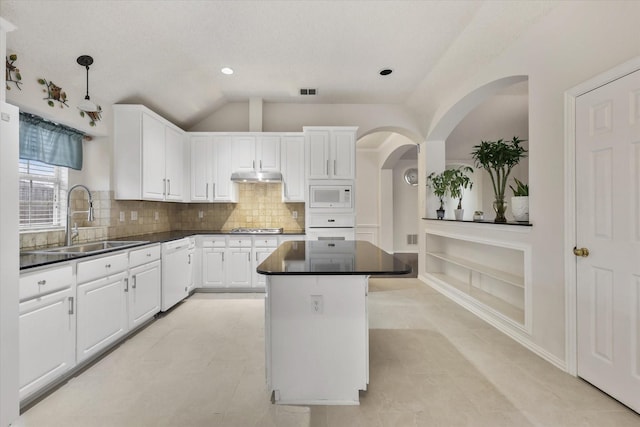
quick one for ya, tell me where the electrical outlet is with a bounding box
[310,295,323,314]
[154,211,159,221]
[119,211,125,222]
[292,211,298,219]
[198,210,204,219]
[131,211,138,221]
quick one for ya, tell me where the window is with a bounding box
[19,159,68,229]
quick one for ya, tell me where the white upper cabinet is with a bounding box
[304,127,357,180]
[281,135,305,202]
[257,135,280,171]
[232,134,280,173]
[190,135,213,202]
[113,105,186,201]
[212,135,237,202]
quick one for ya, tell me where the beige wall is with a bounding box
[423,0,640,364]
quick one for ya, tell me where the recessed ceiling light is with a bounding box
[221,67,234,75]
[379,68,393,76]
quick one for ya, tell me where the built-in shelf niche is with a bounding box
[424,231,530,330]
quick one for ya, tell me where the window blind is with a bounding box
[19,112,84,170]
[19,159,67,228]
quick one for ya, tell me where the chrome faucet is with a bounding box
[66,184,95,246]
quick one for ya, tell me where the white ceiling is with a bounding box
[2,1,553,131]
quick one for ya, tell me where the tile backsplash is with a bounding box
[20,183,305,250]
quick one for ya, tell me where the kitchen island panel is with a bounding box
[266,274,368,405]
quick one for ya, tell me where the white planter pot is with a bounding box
[511,196,529,222]
[454,209,464,221]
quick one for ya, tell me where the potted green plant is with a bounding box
[509,177,529,222]
[448,166,474,221]
[426,170,451,219]
[470,136,527,223]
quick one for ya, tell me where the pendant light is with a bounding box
[76,55,98,113]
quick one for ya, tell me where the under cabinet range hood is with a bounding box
[230,170,282,183]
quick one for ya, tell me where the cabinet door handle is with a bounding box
[328,219,335,223]
[259,160,263,170]
[163,178,167,196]
[252,160,256,170]
[255,252,258,262]
[222,252,225,262]
[168,179,171,195]
[105,263,111,268]
[248,252,250,262]
[213,183,216,199]
[68,296,74,315]
[132,275,137,289]
[146,253,151,257]
[188,253,192,264]
[326,160,329,175]
[206,182,209,199]
[38,279,46,285]
[334,160,337,175]
[124,277,129,292]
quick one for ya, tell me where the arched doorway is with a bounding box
[355,130,419,258]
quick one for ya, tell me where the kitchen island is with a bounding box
[257,240,411,405]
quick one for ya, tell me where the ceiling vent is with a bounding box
[300,88,317,95]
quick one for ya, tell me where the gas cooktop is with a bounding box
[229,227,283,234]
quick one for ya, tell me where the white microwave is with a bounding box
[309,185,353,209]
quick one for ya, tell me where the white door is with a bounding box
[202,248,226,287]
[257,135,280,171]
[307,131,330,179]
[129,261,161,329]
[332,130,355,179]
[191,136,212,202]
[213,136,235,201]
[281,136,305,202]
[19,288,75,400]
[228,247,252,287]
[232,135,257,171]
[164,126,184,201]
[253,247,276,288]
[576,68,640,412]
[76,272,128,363]
[141,113,166,200]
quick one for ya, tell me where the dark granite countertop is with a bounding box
[20,230,305,270]
[257,240,412,276]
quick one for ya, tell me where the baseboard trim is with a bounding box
[418,273,567,372]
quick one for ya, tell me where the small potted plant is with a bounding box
[470,136,527,223]
[448,166,473,221]
[509,177,529,222]
[426,170,451,219]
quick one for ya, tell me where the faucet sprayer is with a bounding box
[66,184,95,246]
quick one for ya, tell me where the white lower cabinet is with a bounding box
[128,260,161,330]
[18,287,75,400]
[226,242,252,288]
[253,237,279,288]
[202,247,226,287]
[76,271,128,364]
[197,234,305,290]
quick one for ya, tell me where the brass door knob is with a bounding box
[573,247,590,257]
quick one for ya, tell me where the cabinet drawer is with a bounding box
[201,237,227,248]
[253,237,279,248]
[228,237,252,248]
[20,264,73,301]
[129,244,161,268]
[77,252,128,283]
[308,214,355,227]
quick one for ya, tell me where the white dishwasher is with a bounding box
[161,237,194,311]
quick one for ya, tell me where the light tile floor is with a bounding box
[16,278,640,426]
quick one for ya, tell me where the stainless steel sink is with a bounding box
[24,240,149,256]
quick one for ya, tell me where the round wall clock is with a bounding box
[403,168,418,186]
